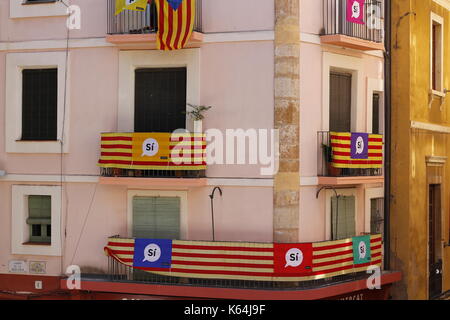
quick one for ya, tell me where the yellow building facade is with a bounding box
[391,0,450,299]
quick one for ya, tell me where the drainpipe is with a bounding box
[383,0,392,271]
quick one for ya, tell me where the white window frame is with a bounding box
[11,185,62,256]
[10,0,68,19]
[366,78,385,135]
[364,187,384,233]
[118,49,200,132]
[127,190,188,240]
[5,51,70,154]
[430,12,445,96]
[325,188,358,240]
[322,52,364,132]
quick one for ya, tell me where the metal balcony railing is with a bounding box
[107,0,202,35]
[322,0,384,43]
[318,131,383,177]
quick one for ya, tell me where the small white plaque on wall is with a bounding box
[29,261,47,275]
[9,260,28,274]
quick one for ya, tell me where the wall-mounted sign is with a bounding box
[29,261,47,274]
[9,260,28,274]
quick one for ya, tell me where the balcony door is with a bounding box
[329,71,352,132]
[134,68,187,133]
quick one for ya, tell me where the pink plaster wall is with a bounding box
[202,0,275,33]
[201,41,275,179]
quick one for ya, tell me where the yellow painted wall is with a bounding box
[391,0,450,300]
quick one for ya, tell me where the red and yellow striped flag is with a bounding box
[154,0,196,50]
[330,132,383,169]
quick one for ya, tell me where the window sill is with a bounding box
[15,139,59,142]
[22,0,58,5]
[430,90,446,98]
[22,242,51,246]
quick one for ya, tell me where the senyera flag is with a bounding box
[154,0,196,50]
[104,235,383,281]
[330,132,383,169]
[346,0,365,25]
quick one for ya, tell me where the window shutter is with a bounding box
[134,68,187,133]
[329,72,352,132]
[132,197,181,239]
[22,69,58,141]
[27,195,51,243]
[331,196,356,240]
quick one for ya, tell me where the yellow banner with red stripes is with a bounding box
[98,132,206,170]
[330,132,383,169]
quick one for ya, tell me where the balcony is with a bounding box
[98,132,207,185]
[318,131,384,185]
[321,0,385,51]
[99,234,389,294]
[106,0,203,45]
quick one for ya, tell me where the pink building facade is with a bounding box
[0,0,400,300]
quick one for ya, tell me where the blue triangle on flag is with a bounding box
[167,0,183,10]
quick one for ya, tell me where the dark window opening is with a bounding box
[372,93,380,134]
[134,68,187,133]
[22,68,58,141]
[330,71,352,132]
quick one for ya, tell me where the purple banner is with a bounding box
[351,133,369,159]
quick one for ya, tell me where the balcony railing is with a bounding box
[107,0,202,35]
[98,132,206,178]
[318,131,383,177]
[104,234,383,289]
[322,0,384,43]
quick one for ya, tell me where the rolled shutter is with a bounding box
[132,196,181,239]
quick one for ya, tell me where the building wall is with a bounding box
[0,0,276,277]
[298,0,385,243]
[391,0,450,299]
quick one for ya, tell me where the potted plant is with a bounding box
[185,104,212,133]
[322,143,341,177]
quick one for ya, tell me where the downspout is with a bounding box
[384,0,392,271]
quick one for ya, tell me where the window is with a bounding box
[22,69,58,141]
[134,68,187,133]
[11,185,62,256]
[27,195,52,244]
[331,195,356,240]
[118,49,199,132]
[10,0,67,18]
[24,0,58,3]
[132,197,181,239]
[431,13,444,93]
[329,71,352,132]
[5,52,70,153]
[372,93,380,134]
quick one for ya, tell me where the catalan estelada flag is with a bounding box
[154,0,196,50]
[330,132,383,169]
